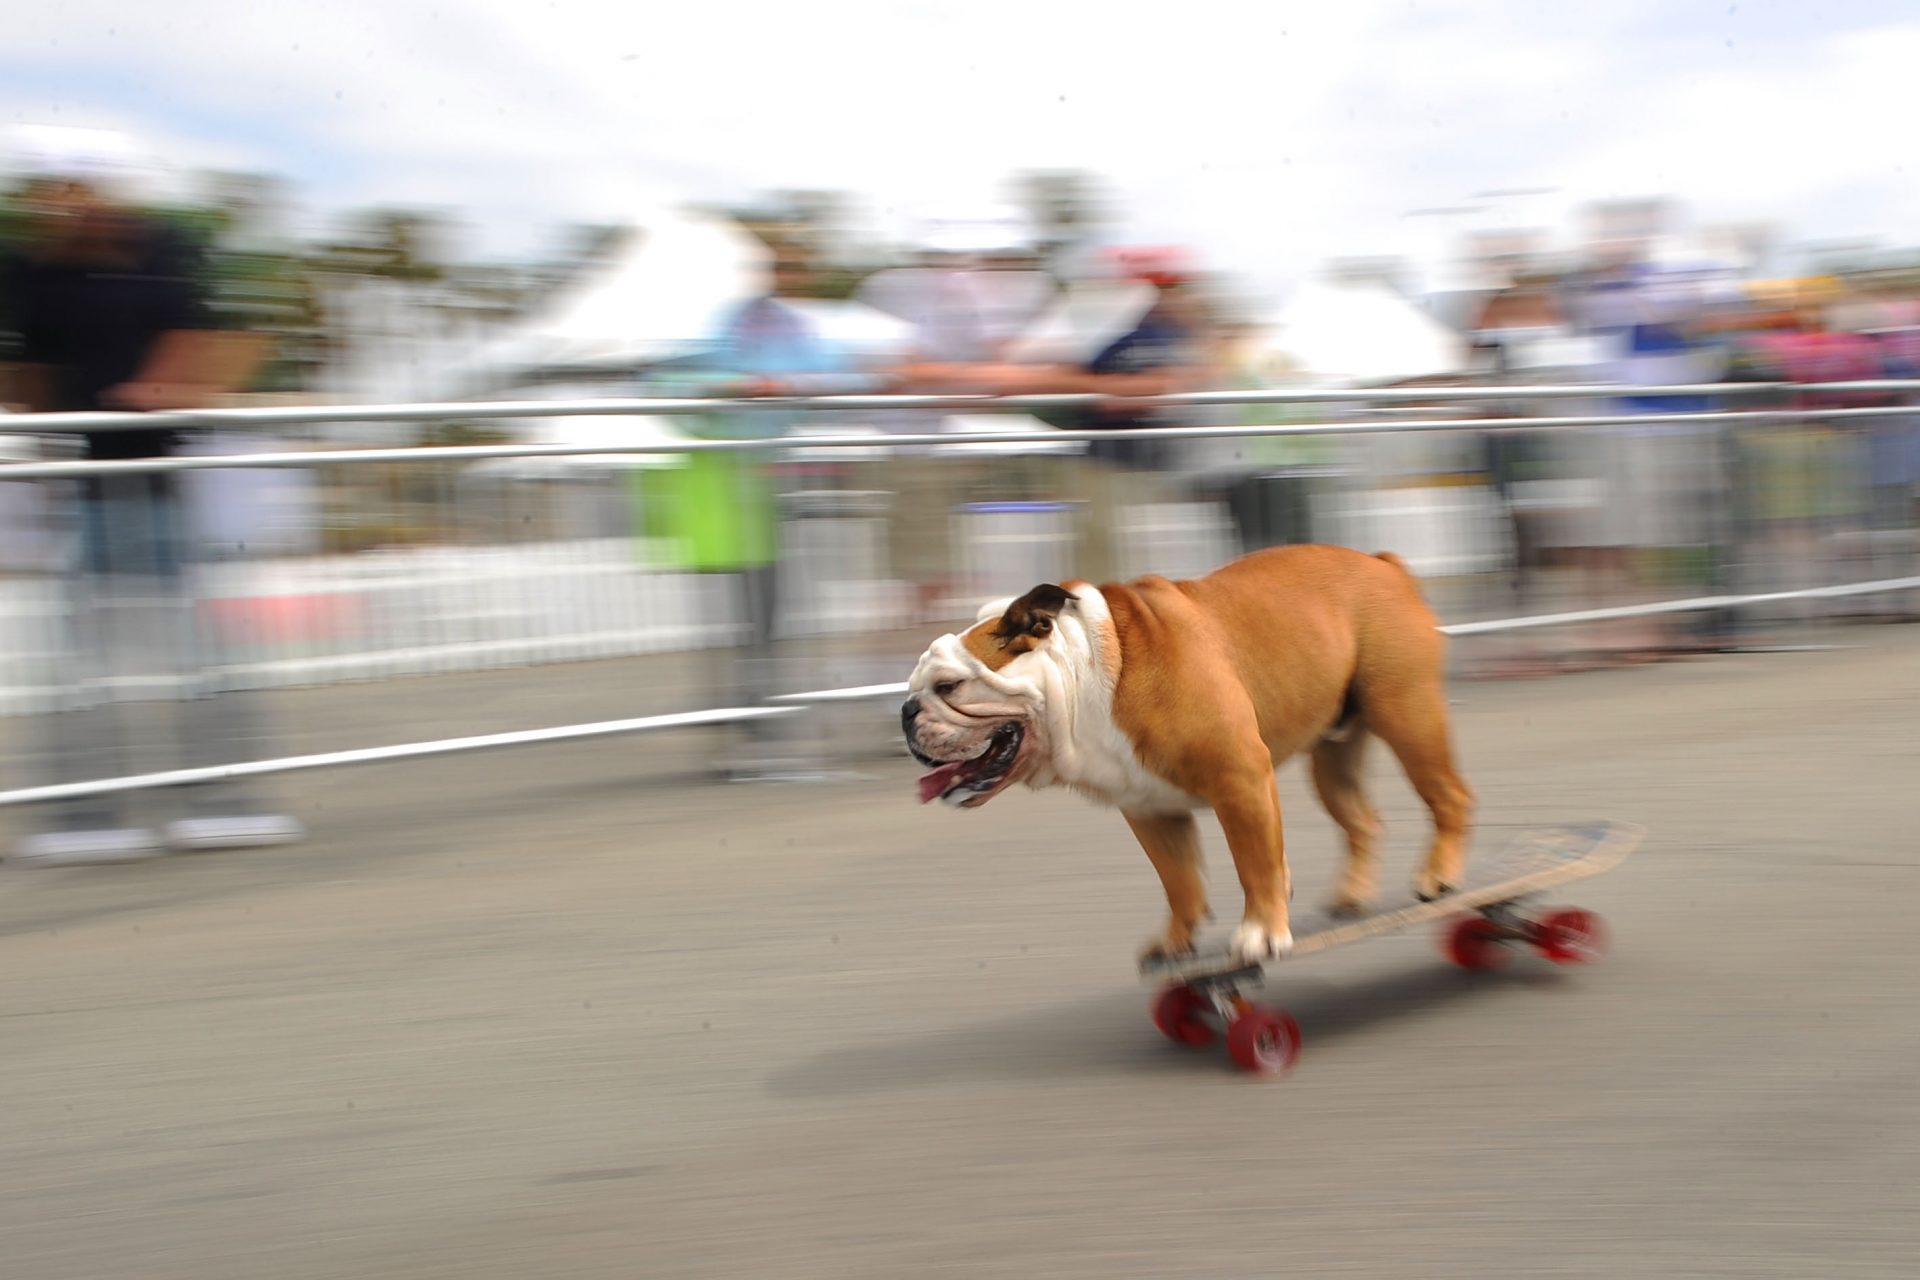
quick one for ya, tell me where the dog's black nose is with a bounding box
[900,697,920,738]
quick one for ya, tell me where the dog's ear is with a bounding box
[994,584,1072,651]
[975,596,1017,625]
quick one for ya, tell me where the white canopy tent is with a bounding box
[438,205,772,397]
[1261,280,1470,387]
[459,296,919,481]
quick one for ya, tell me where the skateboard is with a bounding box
[1139,820,1646,1077]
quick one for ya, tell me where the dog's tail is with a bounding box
[1372,551,1429,600]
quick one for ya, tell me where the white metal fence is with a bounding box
[1,381,1916,808]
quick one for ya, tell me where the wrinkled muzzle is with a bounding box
[902,695,1029,807]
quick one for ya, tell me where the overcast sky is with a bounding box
[4,0,1916,299]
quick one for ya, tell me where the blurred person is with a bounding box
[640,242,886,781]
[861,209,1058,365]
[1562,250,1735,663]
[1467,274,1576,614]
[854,214,1056,622]
[1732,280,1889,629]
[1201,319,1338,558]
[1855,289,1920,620]
[0,125,301,864]
[912,246,1225,584]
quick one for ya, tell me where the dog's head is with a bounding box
[902,583,1073,808]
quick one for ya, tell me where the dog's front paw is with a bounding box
[1138,937,1196,970]
[1138,918,1204,968]
[1227,920,1293,966]
[1413,872,1458,902]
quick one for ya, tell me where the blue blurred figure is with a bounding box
[638,242,886,780]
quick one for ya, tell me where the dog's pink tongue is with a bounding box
[917,762,966,804]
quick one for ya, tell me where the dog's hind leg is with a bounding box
[1366,682,1473,900]
[1311,727,1383,916]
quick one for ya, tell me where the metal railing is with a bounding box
[6,379,1920,454]
[1,380,1916,813]
[11,379,1920,436]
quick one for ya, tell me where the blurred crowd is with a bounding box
[637,205,1920,689]
[1449,250,1920,669]
[2,124,1919,853]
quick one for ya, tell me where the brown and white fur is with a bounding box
[903,544,1474,968]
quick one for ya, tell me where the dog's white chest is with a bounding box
[1050,723,1203,815]
[1078,767,1203,815]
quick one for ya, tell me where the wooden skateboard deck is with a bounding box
[1142,819,1644,985]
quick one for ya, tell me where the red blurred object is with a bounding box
[1107,245,1196,288]
[1225,1006,1301,1076]
[1150,983,1216,1047]
[1532,908,1610,965]
[1443,915,1512,971]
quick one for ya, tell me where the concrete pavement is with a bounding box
[2,630,1917,1277]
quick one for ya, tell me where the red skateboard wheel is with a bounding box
[1225,1007,1301,1076]
[1150,984,1216,1047]
[1443,916,1512,971]
[1533,908,1608,964]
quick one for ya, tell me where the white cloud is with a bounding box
[3,1,1916,294]
[1544,22,1920,245]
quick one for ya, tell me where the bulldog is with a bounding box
[902,544,1474,967]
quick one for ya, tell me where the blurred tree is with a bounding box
[726,189,872,300]
[189,172,330,392]
[314,206,453,283]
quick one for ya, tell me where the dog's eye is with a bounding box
[935,680,959,698]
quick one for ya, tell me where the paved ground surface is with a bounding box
[2,628,1918,1278]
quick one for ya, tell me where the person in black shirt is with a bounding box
[4,191,216,446]
[1,126,301,864]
